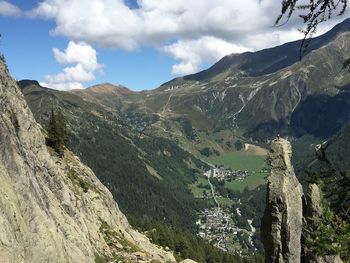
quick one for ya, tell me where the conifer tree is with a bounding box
[46,109,68,156]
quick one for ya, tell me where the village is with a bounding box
[197,207,240,251]
[204,167,249,181]
[196,167,255,254]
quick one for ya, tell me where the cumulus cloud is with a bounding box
[29,0,279,48]
[41,41,103,91]
[29,0,346,76]
[163,36,250,75]
[0,1,21,17]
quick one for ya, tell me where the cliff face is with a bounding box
[261,138,304,263]
[261,139,344,263]
[0,60,176,262]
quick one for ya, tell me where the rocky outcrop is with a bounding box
[305,184,323,223]
[261,139,344,263]
[303,184,344,263]
[180,259,198,263]
[0,60,176,262]
[261,138,304,263]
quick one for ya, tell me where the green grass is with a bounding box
[191,151,268,194]
[204,151,267,172]
[225,172,267,192]
[217,196,235,207]
[190,176,210,198]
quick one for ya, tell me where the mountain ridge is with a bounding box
[162,18,350,85]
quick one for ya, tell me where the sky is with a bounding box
[0,0,348,91]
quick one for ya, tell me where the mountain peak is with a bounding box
[17,79,43,89]
[86,83,135,94]
[163,18,350,84]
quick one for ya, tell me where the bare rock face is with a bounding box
[261,138,304,263]
[0,60,176,262]
[314,255,344,263]
[306,184,323,219]
[180,259,198,263]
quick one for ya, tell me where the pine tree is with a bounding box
[46,109,68,156]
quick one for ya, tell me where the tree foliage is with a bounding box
[130,218,261,263]
[305,146,350,260]
[276,0,348,58]
[46,109,68,156]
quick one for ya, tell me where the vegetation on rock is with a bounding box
[305,148,350,261]
[46,109,68,156]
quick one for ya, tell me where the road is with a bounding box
[207,169,220,208]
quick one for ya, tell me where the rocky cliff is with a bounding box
[261,138,304,262]
[0,60,176,262]
[261,139,345,263]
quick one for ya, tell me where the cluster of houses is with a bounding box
[204,167,248,182]
[197,207,237,251]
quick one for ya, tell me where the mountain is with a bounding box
[17,18,350,261]
[17,80,246,263]
[20,79,270,257]
[172,18,350,82]
[19,80,210,232]
[43,19,350,160]
[0,52,176,263]
[72,83,136,111]
[159,18,350,141]
[98,18,350,145]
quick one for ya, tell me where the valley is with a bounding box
[1,0,350,262]
[190,147,268,255]
[196,167,259,255]
[13,18,350,262]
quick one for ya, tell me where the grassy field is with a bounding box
[191,150,268,196]
[225,172,267,192]
[204,151,267,172]
[189,176,210,198]
[216,196,235,207]
[204,151,268,192]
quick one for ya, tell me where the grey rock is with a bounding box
[180,259,198,263]
[261,138,304,263]
[305,184,323,221]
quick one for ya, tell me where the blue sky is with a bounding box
[0,0,347,91]
[0,0,176,90]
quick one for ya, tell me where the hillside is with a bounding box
[19,80,210,231]
[85,18,350,145]
[17,18,350,260]
[40,19,350,163]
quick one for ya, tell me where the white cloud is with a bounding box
[41,41,103,91]
[28,0,347,76]
[0,1,21,17]
[163,36,250,75]
[29,0,279,48]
